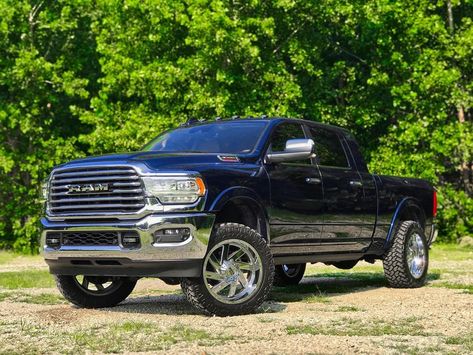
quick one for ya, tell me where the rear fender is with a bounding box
[385,197,426,248]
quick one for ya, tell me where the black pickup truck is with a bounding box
[40,117,437,316]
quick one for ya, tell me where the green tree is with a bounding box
[0,0,99,252]
[0,0,471,252]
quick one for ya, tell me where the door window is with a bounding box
[309,127,349,168]
[269,122,310,165]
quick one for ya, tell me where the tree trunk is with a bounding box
[447,0,454,32]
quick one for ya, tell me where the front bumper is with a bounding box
[41,213,215,277]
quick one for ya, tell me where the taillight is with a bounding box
[433,190,437,217]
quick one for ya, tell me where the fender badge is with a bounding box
[218,155,240,163]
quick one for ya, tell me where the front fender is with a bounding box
[209,186,267,214]
[207,186,271,242]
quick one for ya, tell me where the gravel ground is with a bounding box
[0,246,471,355]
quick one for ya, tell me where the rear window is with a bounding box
[143,121,268,154]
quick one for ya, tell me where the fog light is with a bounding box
[154,228,191,243]
[46,233,61,249]
[120,232,140,249]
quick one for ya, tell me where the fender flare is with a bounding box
[209,186,270,242]
[384,197,426,248]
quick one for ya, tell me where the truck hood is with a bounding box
[60,151,253,171]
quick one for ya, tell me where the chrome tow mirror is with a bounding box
[266,139,315,163]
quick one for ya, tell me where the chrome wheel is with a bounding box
[73,275,124,296]
[203,239,263,304]
[282,264,302,278]
[406,232,426,279]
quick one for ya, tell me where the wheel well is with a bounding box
[214,198,269,242]
[398,205,426,229]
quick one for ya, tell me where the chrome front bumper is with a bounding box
[41,213,215,277]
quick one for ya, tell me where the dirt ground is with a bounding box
[0,245,471,355]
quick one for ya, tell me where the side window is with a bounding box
[309,127,349,168]
[269,122,311,165]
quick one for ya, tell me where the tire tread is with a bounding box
[383,220,428,288]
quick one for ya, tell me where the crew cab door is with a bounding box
[307,126,369,251]
[265,122,324,254]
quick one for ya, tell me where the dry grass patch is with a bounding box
[74,321,234,353]
[0,319,234,354]
[286,317,428,337]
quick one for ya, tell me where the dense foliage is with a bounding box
[1,0,472,253]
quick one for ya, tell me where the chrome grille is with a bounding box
[48,166,145,215]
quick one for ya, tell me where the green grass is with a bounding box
[269,270,441,302]
[430,282,473,294]
[0,270,55,289]
[71,322,233,353]
[0,251,42,264]
[0,252,16,265]
[335,306,362,312]
[0,320,234,354]
[286,317,427,337]
[0,290,64,304]
[306,271,388,283]
[389,343,440,354]
[430,244,473,261]
[270,284,331,303]
[445,333,473,352]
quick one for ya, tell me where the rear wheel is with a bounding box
[383,221,429,288]
[181,223,274,316]
[55,275,136,308]
[273,264,306,286]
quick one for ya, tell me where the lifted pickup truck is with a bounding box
[41,117,437,316]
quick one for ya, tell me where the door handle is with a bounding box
[349,180,363,187]
[305,177,321,184]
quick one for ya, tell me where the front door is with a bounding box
[265,122,324,255]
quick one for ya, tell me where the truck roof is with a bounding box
[181,116,350,135]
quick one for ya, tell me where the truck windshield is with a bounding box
[143,121,268,154]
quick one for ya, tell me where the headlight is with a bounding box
[142,176,206,204]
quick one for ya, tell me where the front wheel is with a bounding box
[181,223,274,316]
[55,275,136,308]
[383,221,429,288]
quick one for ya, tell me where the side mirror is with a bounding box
[266,139,315,164]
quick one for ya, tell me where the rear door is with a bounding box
[265,121,324,255]
[307,125,368,251]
